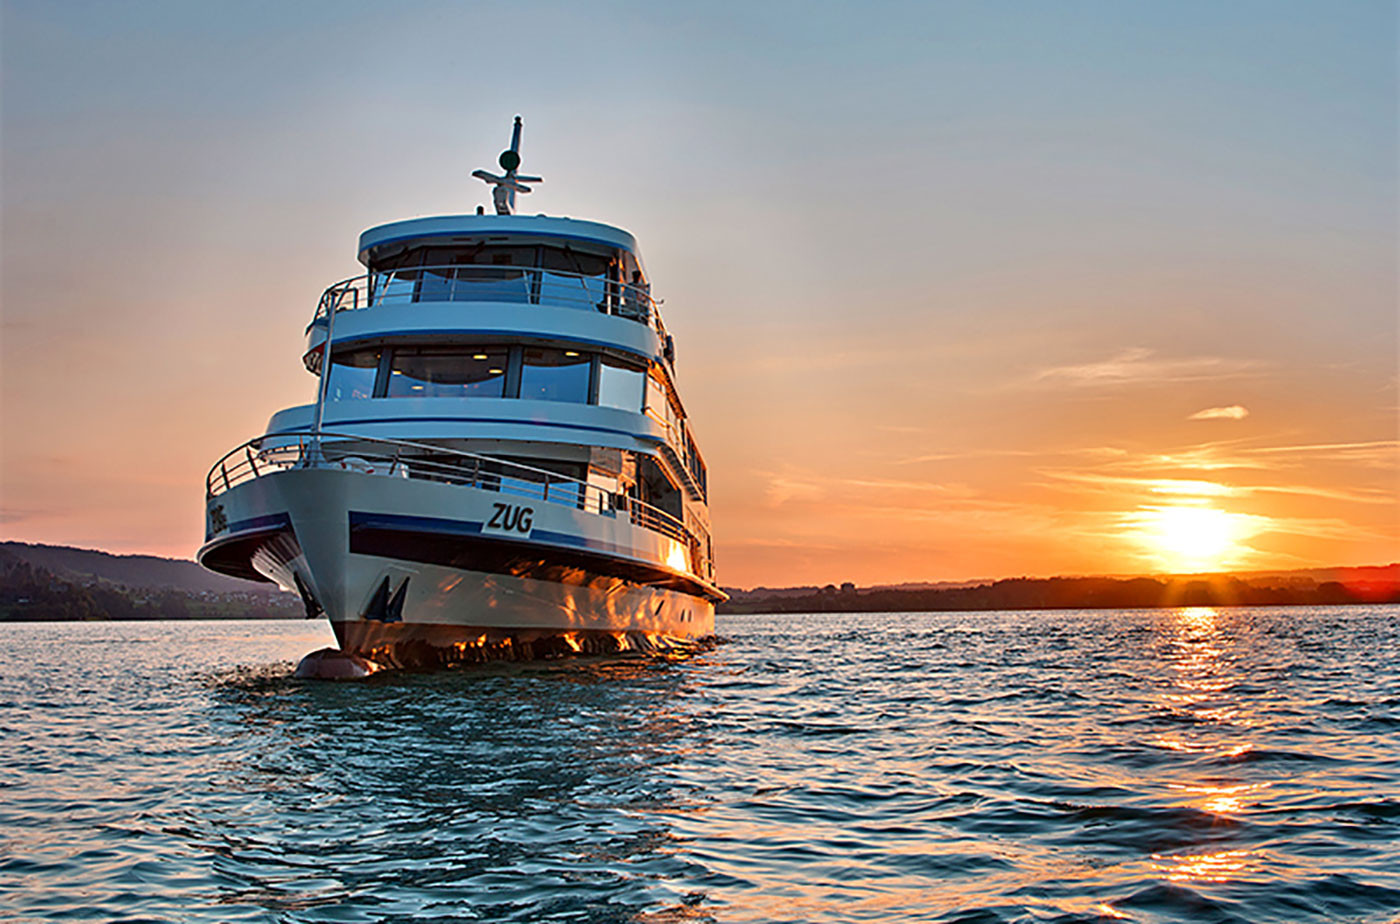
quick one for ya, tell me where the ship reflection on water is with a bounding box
[205,647,721,920]
[342,624,718,671]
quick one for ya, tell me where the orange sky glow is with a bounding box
[2,3,1396,589]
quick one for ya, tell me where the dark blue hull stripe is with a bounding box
[225,512,293,535]
[347,511,719,601]
[348,511,640,562]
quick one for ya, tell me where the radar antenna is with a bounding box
[471,115,543,215]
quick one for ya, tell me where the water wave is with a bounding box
[2,607,1399,922]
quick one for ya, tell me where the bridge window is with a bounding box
[362,240,659,319]
[419,266,530,303]
[386,347,508,397]
[520,347,591,403]
[325,349,380,401]
[538,246,614,312]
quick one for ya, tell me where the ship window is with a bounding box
[645,368,669,422]
[386,347,508,398]
[538,246,616,312]
[434,245,537,267]
[325,349,380,401]
[635,454,683,520]
[373,268,418,306]
[597,357,645,412]
[418,266,530,304]
[519,347,591,403]
[373,248,427,271]
[539,246,611,277]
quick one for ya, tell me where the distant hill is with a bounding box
[0,542,297,621]
[1224,563,1400,586]
[0,541,281,594]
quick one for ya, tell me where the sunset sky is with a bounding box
[2,0,1396,589]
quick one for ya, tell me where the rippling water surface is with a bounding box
[3,607,1399,922]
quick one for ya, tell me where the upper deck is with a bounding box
[294,210,706,500]
[308,213,671,358]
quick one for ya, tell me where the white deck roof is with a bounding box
[357,214,642,268]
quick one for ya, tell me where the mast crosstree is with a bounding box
[472,115,543,215]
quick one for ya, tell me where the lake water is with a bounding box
[2,607,1398,923]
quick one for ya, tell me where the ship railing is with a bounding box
[310,265,669,339]
[206,430,702,560]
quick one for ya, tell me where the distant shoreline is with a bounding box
[5,598,1400,624]
[3,541,1396,621]
[719,571,1400,615]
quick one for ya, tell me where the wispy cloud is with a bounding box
[840,477,978,496]
[1059,438,1395,475]
[1039,469,1394,506]
[1028,348,1262,389]
[896,448,1044,465]
[1244,441,1399,467]
[1249,484,1397,505]
[1189,405,1249,420]
[762,474,825,508]
[1040,471,1239,498]
[723,536,845,551]
[762,467,984,507]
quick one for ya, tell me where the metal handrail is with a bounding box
[308,265,669,338]
[205,430,702,563]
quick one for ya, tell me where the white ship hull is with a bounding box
[200,125,722,671]
[200,465,718,668]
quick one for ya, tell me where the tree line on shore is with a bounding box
[0,556,301,621]
[718,574,1400,614]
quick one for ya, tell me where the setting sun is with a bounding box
[1131,505,1244,572]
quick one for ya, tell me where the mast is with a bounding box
[472,116,543,215]
[505,115,523,213]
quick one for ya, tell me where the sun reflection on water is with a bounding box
[1169,779,1269,815]
[1143,606,1280,894]
[1151,849,1261,883]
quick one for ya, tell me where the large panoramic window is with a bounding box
[434,246,537,303]
[324,349,380,401]
[368,243,645,313]
[418,266,531,304]
[386,348,508,398]
[597,356,645,412]
[519,347,591,403]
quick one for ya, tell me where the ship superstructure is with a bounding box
[199,118,721,668]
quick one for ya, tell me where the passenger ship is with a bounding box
[199,118,722,672]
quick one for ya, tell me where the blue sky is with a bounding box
[2,0,1395,583]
